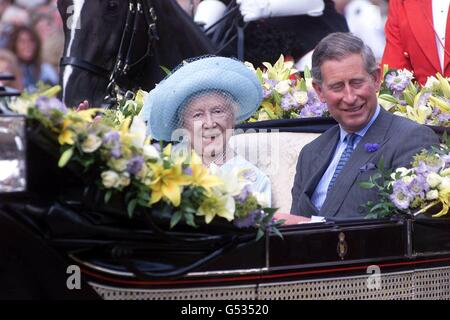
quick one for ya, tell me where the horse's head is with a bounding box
[58,0,215,108]
[58,0,129,107]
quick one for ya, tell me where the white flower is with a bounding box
[108,158,128,172]
[426,189,439,200]
[118,172,131,187]
[391,167,410,180]
[274,80,291,95]
[438,176,450,191]
[293,91,308,105]
[402,175,414,184]
[129,116,147,148]
[418,104,433,117]
[305,78,313,90]
[81,134,102,153]
[253,192,270,208]
[440,167,450,176]
[209,164,248,196]
[424,76,440,90]
[101,170,120,188]
[9,98,32,114]
[400,68,414,79]
[427,172,443,188]
[143,144,160,160]
[244,61,256,72]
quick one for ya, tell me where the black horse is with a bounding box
[58,0,216,108]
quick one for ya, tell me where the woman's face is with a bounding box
[16,31,37,62]
[182,92,235,158]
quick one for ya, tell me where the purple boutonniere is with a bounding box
[364,143,380,153]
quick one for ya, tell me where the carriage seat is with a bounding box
[229,131,320,213]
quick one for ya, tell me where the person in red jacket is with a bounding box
[382,0,450,84]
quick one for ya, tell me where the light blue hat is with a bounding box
[141,56,263,141]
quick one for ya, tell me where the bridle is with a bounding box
[60,0,158,108]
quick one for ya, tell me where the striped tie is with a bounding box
[327,133,358,192]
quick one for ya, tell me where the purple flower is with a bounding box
[442,154,450,168]
[103,130,120,144]
[364,143,379,153]
[235,185,251,204]
[407,175,428,197]
[127,156,144,175]
[103,131,122,158]
[299,101,328,118]
[36,96,68,116]
[390,180,413,210]
[183,167,193,176]
[233,210,264,228]
[110,147,122,159]
[280,93,298,111]
[263,79,276,98]
[438,112,450,124]
[417,91,432,107]
[416,161,431,175]
[385,71,410,93]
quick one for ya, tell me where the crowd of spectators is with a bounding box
[0,0,62,92]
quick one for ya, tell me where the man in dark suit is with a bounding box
[289,32,439,220]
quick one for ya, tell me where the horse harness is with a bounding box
[60,0,158,108]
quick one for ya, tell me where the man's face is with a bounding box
[182,93,235,158]
[313,53,381,133]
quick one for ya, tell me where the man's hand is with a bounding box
[274,212,311,225]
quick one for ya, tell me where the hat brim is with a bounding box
[144,57,263,141]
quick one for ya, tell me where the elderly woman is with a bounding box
[141,56,271,205]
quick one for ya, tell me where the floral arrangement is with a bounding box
[245,55,328,121]
[378,66,450,126]
[361,135,450,219]
[8,86,281,240]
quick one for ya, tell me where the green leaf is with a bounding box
[104,190,112,204]
[185,213,197,228]
[377,157,385,172]
[127,199,137,218]
[256,228,265,242]
[272,227,284,240]
[170,211,182,228]
[58,147,74,168]
[360,182,375,189]
[303,65,311,79]
[262,207,278,215]
[160,65,171,76]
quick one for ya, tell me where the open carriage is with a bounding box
[1,107,450,300]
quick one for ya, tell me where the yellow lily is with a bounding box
[75,108,104,123]
[405,105,430,124]
[149,161,190,207]
[436,73,450,99]
[432,187,450,217]
[58,118,76,145]
[197,190,235,224]
[429,95,450,113]
[188,153,222,191]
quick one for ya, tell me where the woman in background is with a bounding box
[8,25,58,92]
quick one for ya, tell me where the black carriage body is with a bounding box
[2,117,450,299]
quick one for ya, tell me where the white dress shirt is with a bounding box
[432,0,450,72]
[311,105,380,211]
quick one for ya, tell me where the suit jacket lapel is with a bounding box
[405,0,441,73]
[319,109,394,217]
[304,127,340,196]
